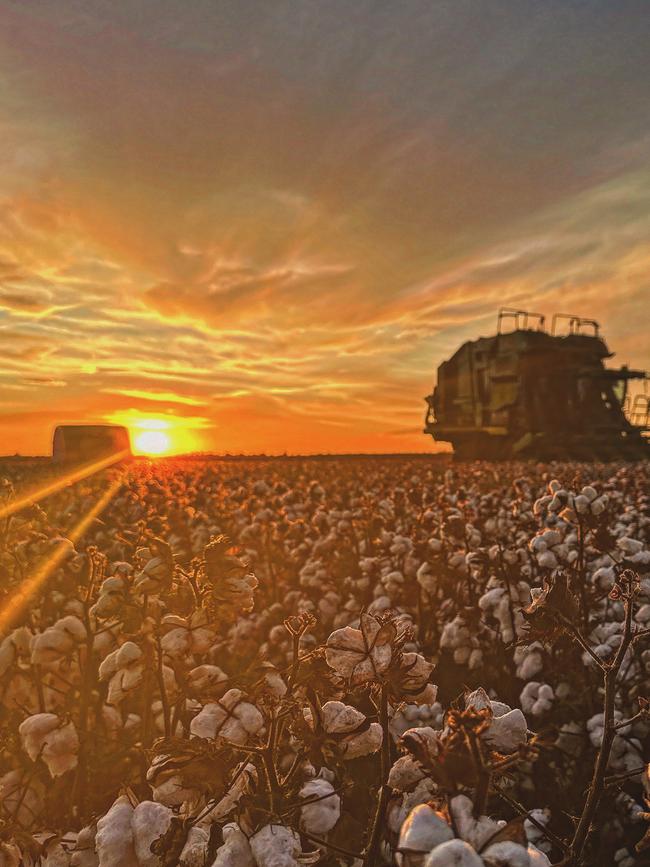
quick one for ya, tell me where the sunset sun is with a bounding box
[133,429,171,456]
[114,413,202,456]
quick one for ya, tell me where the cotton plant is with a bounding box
[19,713,79,778]
[190,688,265,745]
[30,615,87,671]
[396,796,551,866]
[160,610,216,664]
[98,641,148,706]
[92,574,131,619]
[133,540,175,596]
[513,643,544,680]
[586,713,644,773]
[478,578,531,644]
[533,481,607,523]
[203,536,259,615]
[299,777,341,835]
[440,615,483,669]
[324,610,433,698]
[520,682,554,717]
[390,700,444,739]
[0,625,33,677]
[211,823,254,867]
[249,825,318,867]
[299,700,383,761]
[463,688,528,754]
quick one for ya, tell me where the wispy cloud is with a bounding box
[103,388,206,407]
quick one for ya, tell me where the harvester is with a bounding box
[424,309,649,460]
[52,424,132,464]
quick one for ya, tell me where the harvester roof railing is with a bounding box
[551,313,600,337]
[497,308,546,333]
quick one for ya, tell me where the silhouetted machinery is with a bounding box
[52,425,132,464]
[424,309,649,460]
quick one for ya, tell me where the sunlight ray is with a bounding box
[0,450,130,521]
[0,474,125,633]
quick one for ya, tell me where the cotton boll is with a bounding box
[249,825,304,867]
[0,627,32,677]
[465,691,527,754]
[299,778,341,835]
[95,796,138,867]
[98,642,147,707]
[339,724,384,761]
[396,804,453,865]
[325,614,394,684]
[19,713,79,778]
[590,497,606,516]
[481,840,531,865]
[483,708,528,754]
[146,753,203,808]
[131,801,173,867]
[635,604,650,625]
[536,551,557,569]
[133,552,173,595]
[527,846,551,866]
[614,848,635,867]
[580,486,597,503]
[317,700,383,759]
[424,840,483,866]
[388,755,427,792]
[533,495,552,515]
[523,810,551,856]
[416,562,437,593]
[187,665,229,699]
[210,824,254,867]
[179,826,210,867]
[617,537,643,555]
[449,795,501,851]
[190,689,264,744]
[102,706,140,740]
[573,495,590,515]
[70,824,99,867]
[441,616,482,670]
[520,683,554,717]
[514,645,543,680]
[93,576,129,619]
[397,652,435,694]
[19,713,61,759]
[31,617,86,669]
[36,835,74,867]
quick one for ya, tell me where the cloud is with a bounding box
[103,388,206,406]
[0,292,56,314]
[141,261,353,328]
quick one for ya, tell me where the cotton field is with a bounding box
[0,457,649,867]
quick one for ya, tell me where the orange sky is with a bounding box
[1,2,649,455]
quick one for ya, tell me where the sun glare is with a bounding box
[134,429,171,456]
[105,410,203,455]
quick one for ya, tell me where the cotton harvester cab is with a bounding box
[52,424,132,464]
[424,309,649,460]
